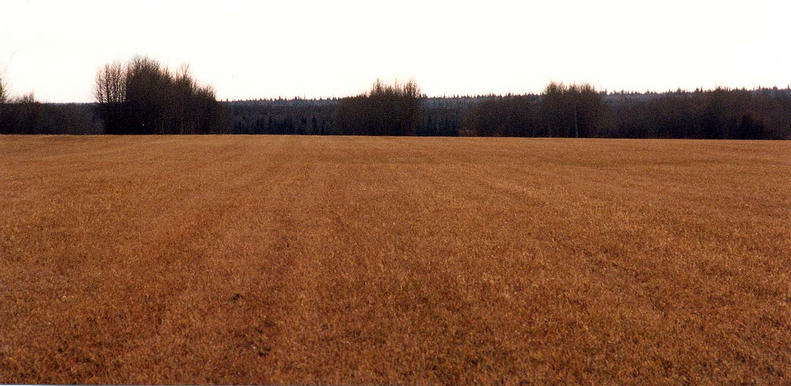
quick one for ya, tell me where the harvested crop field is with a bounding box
[1,135,789,383]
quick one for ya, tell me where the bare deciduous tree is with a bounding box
[334,79,422,136]
[94,56,223,134]
[540,82,604,137]
[95,62,126,105]
[95,62,127,134]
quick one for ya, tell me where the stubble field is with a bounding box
[0,135,789,383]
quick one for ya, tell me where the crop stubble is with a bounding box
[0,136,789,383]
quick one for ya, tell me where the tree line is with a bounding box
[458,84,788,139]
[1,58,790,138]
[0,76,102,134]
[0,75,40,134]
[333,79,421,136]
[225,100,335,135]
[94,57,223,134]
[606,88,786,139]
[220,86,791,139]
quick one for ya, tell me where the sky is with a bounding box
[1,0,789,103]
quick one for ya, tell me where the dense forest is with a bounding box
[211,86,791,139]
[1,57,789,138]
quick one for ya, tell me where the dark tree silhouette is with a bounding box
[334,79,422,136]
[0,91,44,134]
[94,56,223,134]
[0,75,7,104]
[4,68,791,139]
[463,95,533,136]
[95,62,126,134]
[540,83,604,137]
[0,74,102,134]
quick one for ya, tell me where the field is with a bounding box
[1,135,789,383]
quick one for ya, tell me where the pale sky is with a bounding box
[1,0,789,102]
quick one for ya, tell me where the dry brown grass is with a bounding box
[0,135,789,383]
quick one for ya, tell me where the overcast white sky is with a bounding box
[1,0,789,102]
